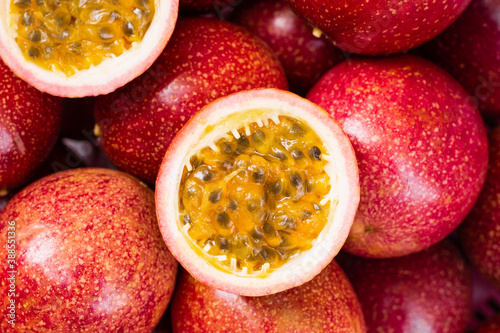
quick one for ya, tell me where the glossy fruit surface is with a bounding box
[286,0,471,55]
[307,55,488,258]
[171,261,366,332]
[95,18,288,185]
[0,168,178,332]
[338,240,471,333]
[0,58,62,192]
[156,88,359,296]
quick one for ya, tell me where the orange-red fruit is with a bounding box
[0,168,177,332]
[94,18,288,185]
[338,240,472,333]
[171,261,366,333]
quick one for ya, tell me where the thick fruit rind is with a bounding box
[0,0,178,97]
[156,88,359,296]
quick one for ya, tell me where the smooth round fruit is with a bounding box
[338,240,472,333]
[0,0,178,97]
[156,88,359,296]
[423,0,500,118]
[286,0,471,55]
[180,0,232,13]
[231,0,344,95]
[95,18,288,185]
[307,55,488,258]
[0,58,62,192]
[171,261,366,332]
[0,168,178,332]
[460,127,500,290]
[476,315,500,333]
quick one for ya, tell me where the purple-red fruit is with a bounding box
[338,240,472,333]
[307,55,488,258]
[0,58,62,191]
[0,168,178,332]
[94,18,287,185]
[460,127,500,290]
[231,0,344,95]
[286,0,471,55]
[179,0,233,13]
[423,0,500,118]
[476,315,500,333]
[171,261,366,332]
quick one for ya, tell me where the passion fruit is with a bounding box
[94,18,288,185]
[285,0,471,55]
[171,261,366,332]
[179,0,232,13]
[476,315,500,333]
[307,55,489,258]
[0,57,62,193]
[0,0,178,97]
[0,168,178,332]
[156,88,359,296]
[459,127,500,290]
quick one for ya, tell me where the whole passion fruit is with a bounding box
[0,168,178,332]
[179,0,232,13]
[95,18,288,185]
[0,0,178,97]
[307,55,489,258]
[156,88,360,296]
[171,261,366,332]
[0,58,62,193]
[476,315,500,333]
[338,240,472,333]
[459,127,500,290]
[285,0,471,55]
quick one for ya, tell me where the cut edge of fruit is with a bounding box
[156,88,360,296]
[0,0,179,97]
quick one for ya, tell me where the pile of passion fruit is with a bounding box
[1,0,500,332]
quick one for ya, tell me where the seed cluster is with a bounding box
[179,116,332,274]
[11,0,154,75]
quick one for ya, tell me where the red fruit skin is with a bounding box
[285,0,471,55]
[180,0,233,13]
[171,261,366,333]
[231,0,344,95]
[459,127,500,290]
[94,18,288,185]
[338,240,472,333]
[0,59,62,191]
[0,168,178,332]
[423,0,500,118]
[307,55,489,258]
[476,315,500,333]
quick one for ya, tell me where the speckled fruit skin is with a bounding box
[0,59,62,192]
[423,0,500,118]
[459,127,500,290]
[171,261,366,333]
[475,315,500,333]
[307,55,489,258]
[0,168,178,332]
[285,0,471,55]
[231,0,344,95]
[180,0,233,13]
[338,240,472,333]
[94,18,288,185]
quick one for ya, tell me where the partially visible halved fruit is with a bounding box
[156,88,360,296]
[0,0,178,97]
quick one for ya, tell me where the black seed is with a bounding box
[21,12,34,26]
[313,203,321,210]
[308,146,322,161]
[228,199,238,211]
[202,169,213,181]
[222,142,233,154]
[35,0,43,5]
[290,123,305,137]
[290,172,303,188]
[237,134,249,147]
[186,187,197,197]
[306,180,315,193]
[278,216,296,230]
[136,0,149,7]
[278,237,292,250]
[252,169,265,183]
[28,46,40,58]
[208,189,222,204]
[291,150,304,160]
[183,215,191,225]
[247,201,257,212]
[271,180,282,195]
[250,228,264,240]
[217,237,229,251]
[233,147,242,156]
[216,212,230,228]
[258,247,275,262]
[302,210,312,219]
[99,27,114,40]
[252,130,266,145]
[364,226,374,233]
[263,223,275,236]
[27,30,41,43]
[123,21,134,36]
[14,0,31,8]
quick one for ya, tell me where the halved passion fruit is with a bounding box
[156,88,360,296]
[0,0,178,97]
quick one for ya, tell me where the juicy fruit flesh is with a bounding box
[11,0,154,76]
[179,116,334,275]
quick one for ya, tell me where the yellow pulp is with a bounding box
[179,116,332,274]
[11,0,155,75]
